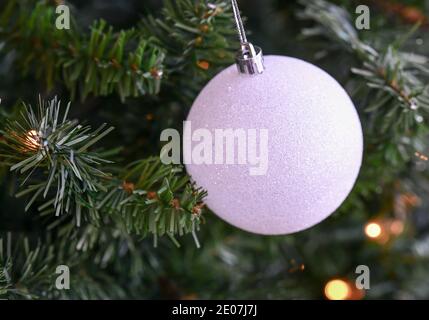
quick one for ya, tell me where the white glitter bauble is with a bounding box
[185,55,363,235]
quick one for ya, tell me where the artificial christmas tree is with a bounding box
[0,0,429,300]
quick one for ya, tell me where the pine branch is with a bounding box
[0,97,114,223]
[0,233,58,299]
[0,232,132,299]
[0,0,236,102]
[0,97,207,246]
[141,0,236,83]
[98,157,207,248]
[0,0,165,102]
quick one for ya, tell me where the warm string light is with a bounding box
[365,222,382,239]
[395,192,421,219]
[364,219,405,243]
[287,259,305,273]
[324,279,365,300]
[24,130,41,151]
[401,193,421,208]
[389,220,405,236]
[415,151,428,161]
[324,279,351,300]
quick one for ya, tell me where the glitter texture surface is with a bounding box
[185,56,363,235]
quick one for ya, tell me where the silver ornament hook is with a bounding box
[231,0,264,75]
[231,0,247,44]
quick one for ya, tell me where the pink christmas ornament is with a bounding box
[185,55,363,235]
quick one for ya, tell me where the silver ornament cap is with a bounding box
[236,43,264,75]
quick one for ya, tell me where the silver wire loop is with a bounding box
[231,0,247,44]
[231,0,265,75]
